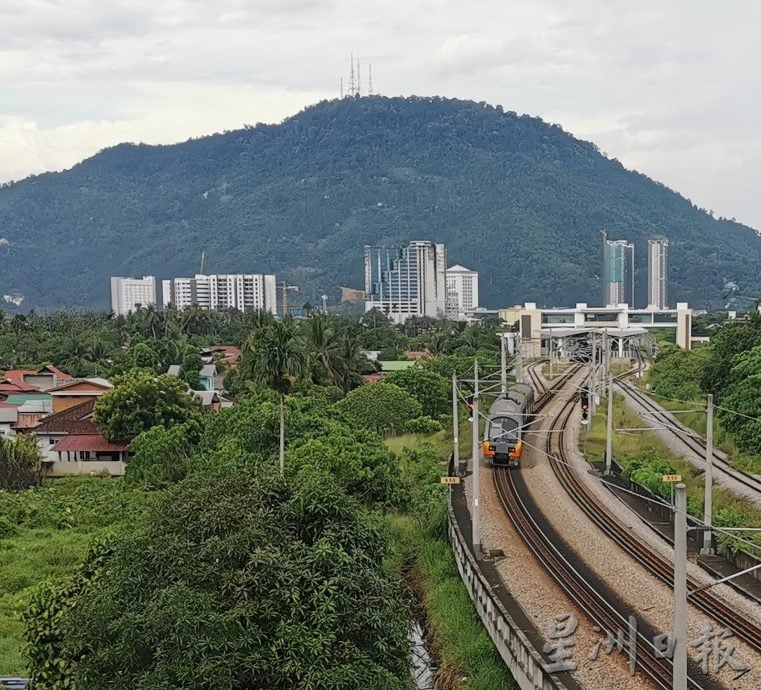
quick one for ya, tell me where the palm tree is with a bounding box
[244,321,306,476]
[303,315,345,388]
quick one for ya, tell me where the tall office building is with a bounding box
[162,274,277,313]
[110,276,157,316]
[364,241,447,324]
[446,265,479,320]
[647,239,669,309]
[602,232,634,306]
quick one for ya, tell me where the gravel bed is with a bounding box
[464,462,653,688]
[518,371,761,689]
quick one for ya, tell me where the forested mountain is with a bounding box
[0,96,759,311]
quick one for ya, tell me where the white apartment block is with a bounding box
[446,264,479,320]
[110,276,157,316]
[162,274,277,313]
[364,241,447,324]
[647,239,669,309]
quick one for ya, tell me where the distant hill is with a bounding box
[0,96,759,311]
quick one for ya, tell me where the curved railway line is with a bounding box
[492,368,761,689]
[618,378,761,496]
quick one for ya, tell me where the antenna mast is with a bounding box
[349,53,355,96]
[340,76,344,99]
[368,64,373,95]
[357,59,361,96]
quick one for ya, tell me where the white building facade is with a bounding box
[647,239,669,309]
[162,274,277,313]
[364,241,447,324]
[110,276,157,316]
[446,264,479,320]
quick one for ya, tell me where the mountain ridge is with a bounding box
[0,95,758,311]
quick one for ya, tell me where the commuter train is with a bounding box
[482,383,535,467]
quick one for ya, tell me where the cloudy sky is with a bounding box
[1,0,759,228]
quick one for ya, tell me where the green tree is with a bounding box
[126,423,197,488]
[25,466,410,689]
[335,382,422,435]
[179,347,204,390]
[93,370,202,442]
[240,321,306,475]
[0,435,42,490]
[386,366,449,417]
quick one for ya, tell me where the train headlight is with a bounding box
[489,445,496,452]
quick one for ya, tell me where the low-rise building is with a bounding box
[33,399,129,476]
[48,378,112,414]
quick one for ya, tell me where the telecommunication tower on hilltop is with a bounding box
[342,53,374,98]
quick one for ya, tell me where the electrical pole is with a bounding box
[590,332,597,415]
[515,334,523,383]
[605,353,613,476]
[500,334,507,396]
[472,359,481,559]
[548,336,554,379]
[452,373,460,471]
[701,394,715,554]
[673,483,688,690]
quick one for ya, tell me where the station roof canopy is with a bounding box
[540,327,649,338]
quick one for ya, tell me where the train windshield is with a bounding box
[487,416,520,443]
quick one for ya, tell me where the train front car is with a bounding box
[483,398,524,467]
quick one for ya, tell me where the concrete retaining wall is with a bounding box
[447,502,567,690]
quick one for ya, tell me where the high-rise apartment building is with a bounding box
[364,241,447,324]
[647,239,669,309]
[162,274,277,313]
[446,264,479,320]
[110,276,157,316]
[602,232,634,306]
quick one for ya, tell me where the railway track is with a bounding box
[494,370,761,688]
[494,385,681,689]
[618,378,761,497]
[550,375,761,656]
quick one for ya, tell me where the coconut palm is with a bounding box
[243,321,306,476]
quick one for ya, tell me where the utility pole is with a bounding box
[515,334,523,383]
[604,353,614,476]
[548,336,554,379]
[500,333,507,395]
[452,373,460,471]
[701,394,715,554]
[590,332,597,415]
[673,483,688,690]
[472,359,481,559]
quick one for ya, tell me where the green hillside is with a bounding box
[0,96,758,310]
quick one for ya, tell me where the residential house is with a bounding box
[2,365,71,392]
[48,378,112,414]
[33,399,129,476]
[198,364,217,391]
[0,403,17,437]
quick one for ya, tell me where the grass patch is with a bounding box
[583,394,761,558]
[0,478,148,674]
[386,432,516,690]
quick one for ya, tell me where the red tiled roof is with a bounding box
[2,370,37,385]
[40,365,72,380]
[0,381,38,394]
[362,372,387,383]
[51,434,129,453]
[34,399,97,434]
[209,345,241,363]
[14,412,45,430]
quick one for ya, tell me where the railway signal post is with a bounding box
[604,363,614,476]
[471,360,481,559]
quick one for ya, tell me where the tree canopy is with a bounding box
[93,369,202,442]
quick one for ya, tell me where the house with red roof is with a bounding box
[1,365,72,392]
[33,399,129,476]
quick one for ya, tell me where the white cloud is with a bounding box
[0,0,759,228]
